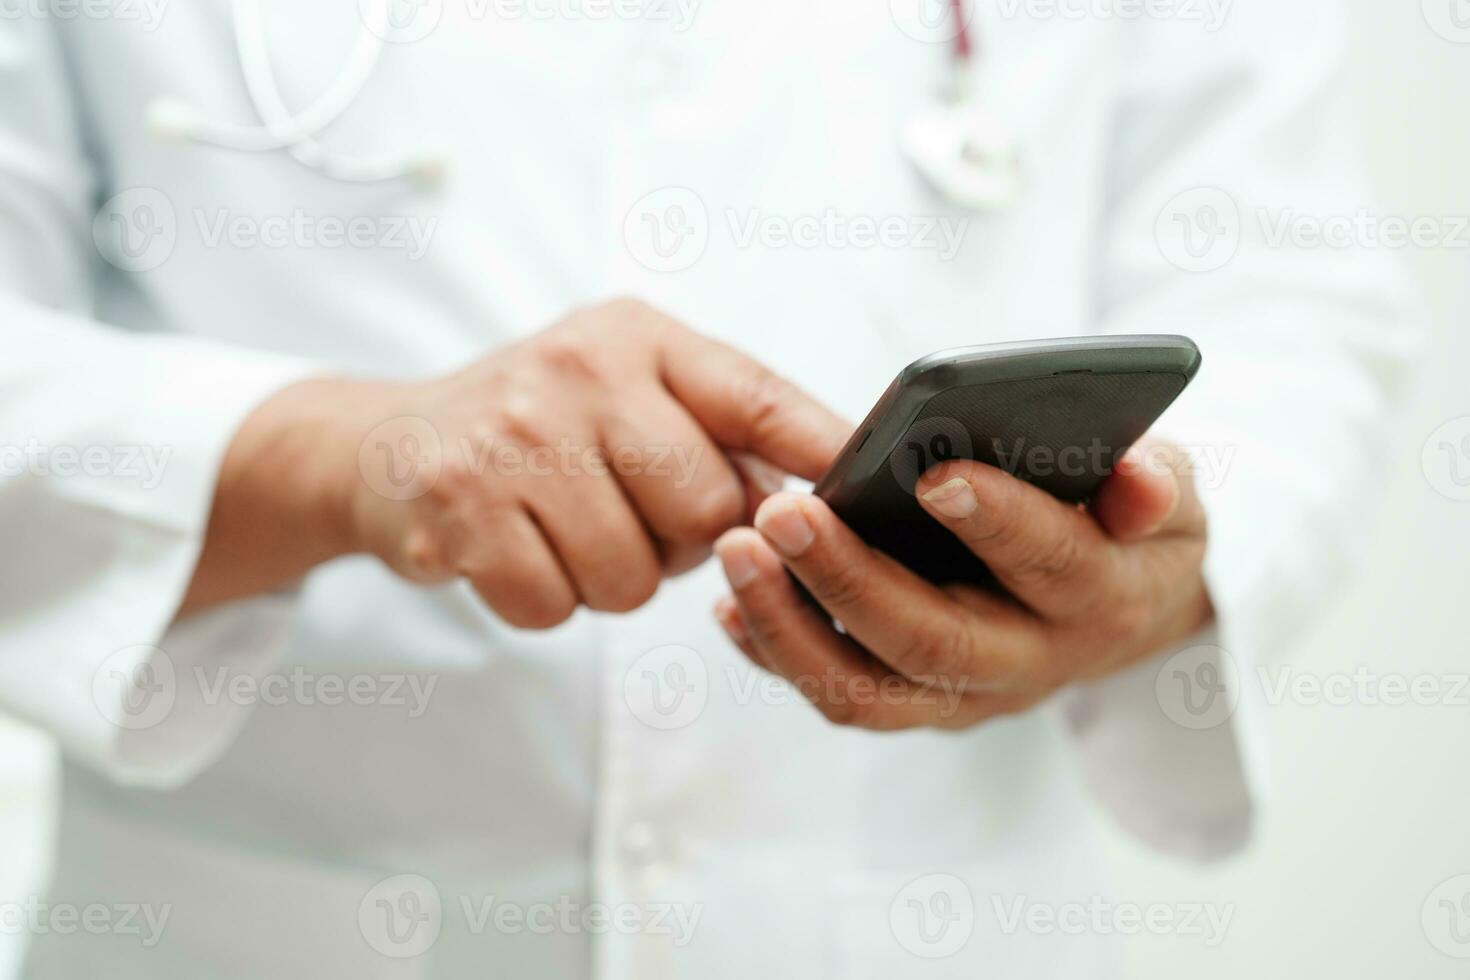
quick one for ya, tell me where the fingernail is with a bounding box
[921,478,977,518]
[755,498,815,558]
[715,538,760,589]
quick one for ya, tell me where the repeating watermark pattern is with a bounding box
[0,898,171,948]
[623,643,710,729]
[888,423,1238,497]
[92,647,439,731]
[1258,666,1470,709]
[357,874,702,959]
[992,0,1231,30]
[1422,416,1470,502]
[1422,0,1470,43]
[622,645,972,730]
[1157,649,1470,728]
[888,417,976,495]
[359,875,443,959]
[358,417,710,502]
[93,188,438,273]
[1154,644,1241,730]
[1157,187,1470,273]
[1423,875,1470,958]
[0,0,169,29]
[991,895,1234,948]
[890,874,975,958]
[357,0,700,44]
[0,439,171,490]
[623,187,970,273]
[889,877,1232,958]
[1155,188,1242,274]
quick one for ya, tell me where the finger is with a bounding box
[729,451,787,524]
[658,329,851,482]
[519,466,663,613]
[597,386,747,547]
[713,594,768,670]
[714,529,951,730]
[1092,438,1206,542]
[450,506,579,629]
[749,492,1038,688]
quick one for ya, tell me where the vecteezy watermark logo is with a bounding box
[359,874,443,959]
[623,644,709,730]
[889,873,975,958]
[0,898,172,948]
[93,188,178,273]
[359,0,445,43]
[992,895,1235,947]
[1155,187,1241,273]
[623,187,710,273]
[888,416,975,495]
[992,0,1232,31]
[0,0,171,30]
[726,209,969,261]
[1422,417,1470,502]
[359,416,444,502]
[1154,644,1240,730]
[1422,0,1470,42]
[92,189,439,272]
[1422,874,1470,958]
[91,645,177,731]
[888,0,971,44]
[0,439,172,490]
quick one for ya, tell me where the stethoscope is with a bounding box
[900,0,1022,210]
[146,0,446,185]
[145,0,1016,203]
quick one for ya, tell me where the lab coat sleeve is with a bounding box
[0,18,317,787]
[1054,0,1423,859]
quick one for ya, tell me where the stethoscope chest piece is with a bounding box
[902,98,1021,211]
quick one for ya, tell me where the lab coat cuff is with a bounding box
[104,591,303,788]
[1052,481,1270,862]
[28,344,319,788]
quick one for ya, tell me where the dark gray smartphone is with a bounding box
[813,335,1201,584]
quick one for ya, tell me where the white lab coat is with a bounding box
[0,1,1418,977]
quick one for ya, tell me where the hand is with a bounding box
[711,438,1214,730]
[182,299,849,625]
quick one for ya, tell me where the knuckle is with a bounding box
[425,452,480,507]
[816,693,871,729]
[494,396,557,448]
[477,574,577,629]
[602,296,679,338]
[537,336,610,386]
[897,620,971,679]
[806,558,869,610]
[586,560,661,613]
[734,368,796,444]
[1011,531,1083,584]
[508,596,578,630]
[669,479,745,542]
[1099,594,1152,643]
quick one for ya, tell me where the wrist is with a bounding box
[230,375,397,563]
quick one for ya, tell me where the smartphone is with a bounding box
[813,335,1201,584]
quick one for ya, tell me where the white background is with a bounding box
[3,0,1468,974]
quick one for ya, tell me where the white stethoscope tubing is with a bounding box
[147,0,444,184]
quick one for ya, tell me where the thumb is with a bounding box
[659,329,852,481]
[1091,438,1205,542]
